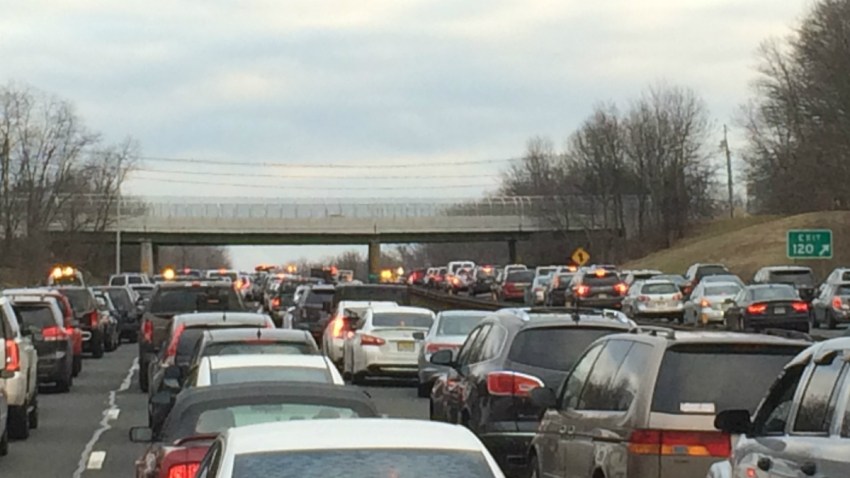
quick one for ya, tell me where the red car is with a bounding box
[495,270,535,302]
[130,383,379,478]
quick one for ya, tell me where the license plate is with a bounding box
[599,294,609,298]
[774,307,786,315]
[397,341,415,352]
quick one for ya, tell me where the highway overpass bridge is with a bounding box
[53,196,630,274]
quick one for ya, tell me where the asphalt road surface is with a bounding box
[0,326,844,477]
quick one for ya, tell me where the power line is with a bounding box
[131,154,517,169]
[128,173,497,191]
[134,167,502,180]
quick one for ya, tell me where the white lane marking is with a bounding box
[106,408,120,421]
[72,357,138,478]
[86,451,106,470]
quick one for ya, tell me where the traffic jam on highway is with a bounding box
[0,261,849,478]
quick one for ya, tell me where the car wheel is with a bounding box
[0,426,7,456]
[56,370,72,393]
[91,331,105,358]
[72,354,82,377]
[827,310,837,330]
[8,406,29,439]
[28,398,38,430]
[529,454,541,478]
[417,380,431,398]
[352,372,366,385]
[811,310,820,329]
[139,360,150,392]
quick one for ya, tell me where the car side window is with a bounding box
[792,360,846,434]
[478,325,507,362]
[607,343,653,411]
[465,324,492,365]
[559,343,604,410]
[752,365,804,435]
[577,340,632,411]
[842,377,850,438]
[456,325,485,367]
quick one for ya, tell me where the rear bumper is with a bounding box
[37,352,70,382]
[634,307,683,319]
[577,297,623,308]
[478,432,534,477]
[744,316,810,332]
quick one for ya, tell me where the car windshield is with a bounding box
[13,305,56,330]
[750,286,798,302]
[507,271,535,282]
[436,312,489,336]
[372,312,433,328]
[769,270,814,285]
[534,276,552,286]
[232,449,496,478]
[508,327,620,373]
[641,283,678,294]
[704,285,741,296]
[652,344,803,414]
[204,341,316,357]
[149,287,242,314]
[210,366,331,385]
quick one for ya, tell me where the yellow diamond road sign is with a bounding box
[571,247,590,266]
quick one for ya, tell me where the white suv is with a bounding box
[0,297,38,439]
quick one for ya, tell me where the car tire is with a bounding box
[139,360,150,393]
[56,369,73,393]
[352,372,366,385]
[0,426,7,456]
[811,310,820,329]
[91,331,105,358]
[28,398,38,430]
[8,406,30,439]
[827,311,837,330]
[72,354,82,377]
[417,380,431,398]
[529,454,541,478]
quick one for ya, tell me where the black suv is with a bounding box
[752,265,817,302]
[137,281,244,392]
[565,268,628,309]
[57,287,107,359]
[290,285,335,345]
[428,307,635,477]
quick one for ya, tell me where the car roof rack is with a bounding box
[760,328,815,342]
[630,325,676,340]
[501,306,636,327]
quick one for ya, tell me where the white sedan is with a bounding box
[189,354,344,387]
[321,300,398,366]
[342,306,434,384]
[194,419,506,477]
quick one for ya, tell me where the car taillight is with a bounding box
[791,301,808,312]
[4,339,20,372]
[614,283,628,295]
[166,462,200,478]
[426,343,457,354]
[165,325,186,358]
[486,371,543,397]
[833,297,843,309]
[637,295,649,302]
[331,318,347,338]
[746,303,767,315]
[142,320,154,343]
[42,326,68,342]
[89,310,99,327]
[360,334,386,346]
[271,297,281,310]
[672,293,683,301]
[504,282,515,292]
[700,298,711,308]
[575,285,590,297]
[628,429,730,457]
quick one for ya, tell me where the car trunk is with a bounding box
[746,299,807,320]
[13,305,66,359]
[370,327,426,359]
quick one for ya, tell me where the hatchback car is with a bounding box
[194,419,506,478]
[416,309,490,397]
[621,280,684,321]
[682,281,742,326]
[715,336,850,478]
[810,281,850,329]
[528,330,809,478]
[723,284,810,333]
[566,268,628,309]
[428,308,635,476]
[495,270,535,303]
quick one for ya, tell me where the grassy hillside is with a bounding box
[623,212,850,280]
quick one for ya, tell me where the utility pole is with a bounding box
[115,192,122,274]
[722,125,734,218]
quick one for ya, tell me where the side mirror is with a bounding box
[412,331,425,341]
[714,409,751,434]
[430,349,454,366]
[129,426,154,443]
[530,387,557,409]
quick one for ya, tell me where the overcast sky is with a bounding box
[2,0,808,269]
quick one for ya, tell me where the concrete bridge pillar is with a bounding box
[368,239,381,282]
[508,239,518,264]
[140,240,155,276]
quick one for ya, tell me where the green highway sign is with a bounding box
[787,229,833,259]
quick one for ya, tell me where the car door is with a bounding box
[465,324,508,432]
[455,324,491,425]
[536,343,603,478]
[443,325,485,423]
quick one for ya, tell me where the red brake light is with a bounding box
[89,310,99,327]
[271,297,281,309]
[167,462,200,478]
[165,324,186,358]
[142,320,154,343]
[42,326,68,342]
[575,285,590,297]
[426,343,458,354]
[672,293,683,301]
[746,303,767,315]
[628,429,730,457]
[486,371,543,397]
[637,295,649,303]
[360,334,386,346]
[791,301,809,313]
[700,298,711,308]
[331,318,346,338]
[4,339,20,372]
[832,297,843,309]
[614,283,628,295]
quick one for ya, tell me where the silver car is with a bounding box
[0,297,38,441]
[683,281,743,326]
[415,309,490,397]
[621,279,684,320]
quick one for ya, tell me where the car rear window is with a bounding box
[836,285,850,296]
[211,367,330,385]
[508,327,620,370]
[128,276,145,285]
[641,283,678,294]
[149,287,242,314]
[177,329,206,361]
[13,305,57,329]
[59,289,96,314]
[769,270,814,285]
[696,266,729,277]
[750,287,798,302]
[373,313,433,328]
[192,404,359,435]
[335,286,410,306]
[132,286,154,299]
[507,271,535,282]
[651,344,803,414]
[306,290,334,305]
[583,273,619,286]
[232,449,496,478]
[204,341,316,357]
[105,289,134,312]
[436,312,489,336]
[704,285,741,296]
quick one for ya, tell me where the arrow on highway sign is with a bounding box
[571,247,590,266]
